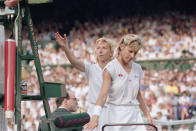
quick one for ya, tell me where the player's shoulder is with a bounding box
[132,61,142,70]
[106,58,116,67]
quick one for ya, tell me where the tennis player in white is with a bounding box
[55,32,114,131]
[84,34,154,131]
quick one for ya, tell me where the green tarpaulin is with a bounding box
[28,0,53,4]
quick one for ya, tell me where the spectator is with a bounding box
[165,80,179,95]
[167,93,179,120]
[38,91,79,131]
[188,92,196,118]
[178,91,190,120]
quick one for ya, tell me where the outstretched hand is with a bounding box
[83,115,99,131]
[4,0,19,8]
[55,32,67,49]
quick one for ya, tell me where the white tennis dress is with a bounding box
[104,58,146,131]
[84,62,107,131]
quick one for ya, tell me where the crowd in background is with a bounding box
[7,12,196,131]
[22,11,196,66]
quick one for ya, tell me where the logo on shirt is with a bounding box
[118,73,123,77]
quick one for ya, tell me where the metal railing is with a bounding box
[102,123,158,131]
[154,119,196,131]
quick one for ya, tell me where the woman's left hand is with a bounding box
[83,115,99,131]
[147,115,156,130]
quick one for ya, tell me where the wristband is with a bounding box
[92,105,102,116]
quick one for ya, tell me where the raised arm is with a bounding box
[55,32,85,72]
[83,69,111,131]
[4,0,19,8]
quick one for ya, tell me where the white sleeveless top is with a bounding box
[85,62,103,103]
[105,58,144,105]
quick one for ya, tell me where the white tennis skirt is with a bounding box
[103,104,146,131]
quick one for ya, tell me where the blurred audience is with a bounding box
[21,11,196,66]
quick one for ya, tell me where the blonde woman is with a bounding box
[55,32,114,130]
[84,34,154,131]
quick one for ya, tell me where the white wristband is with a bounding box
[92,105,102,116]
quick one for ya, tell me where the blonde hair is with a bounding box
[95,37,114,51]
[117,34,143,55]
[94,37,115,62]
